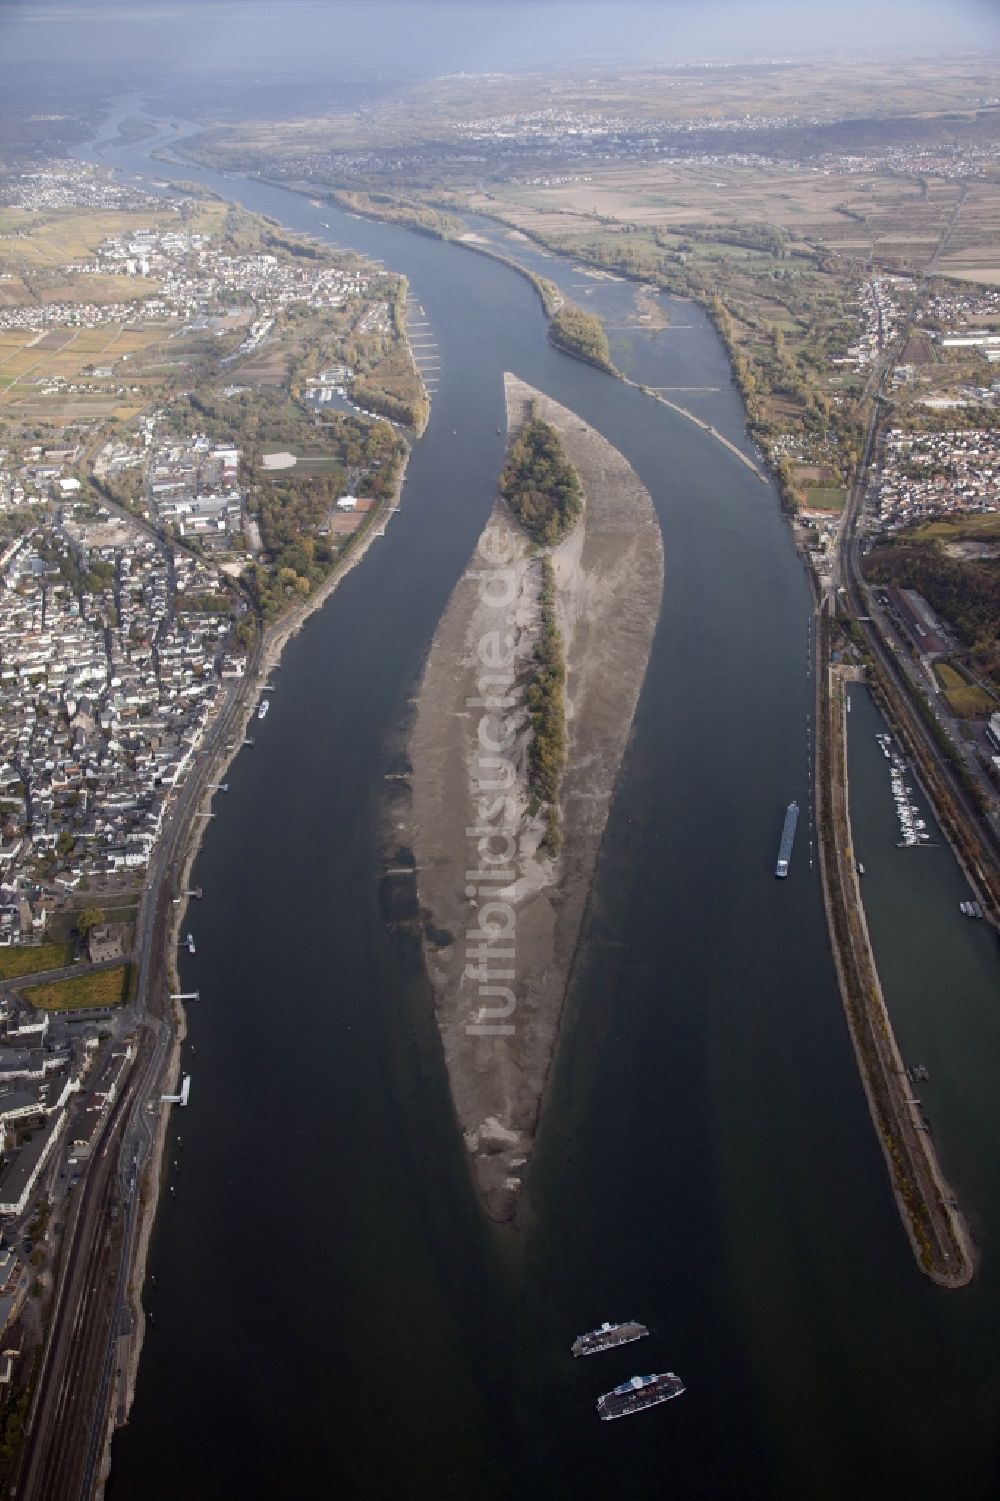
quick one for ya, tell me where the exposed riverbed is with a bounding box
[407,375,662,1220]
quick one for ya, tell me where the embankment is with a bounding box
[116,443,414,1433]
[814,603,973,1287]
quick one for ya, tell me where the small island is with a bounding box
[548,304,614,372]
[406,375,663,1219]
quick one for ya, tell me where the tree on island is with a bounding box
[499,416,582,546]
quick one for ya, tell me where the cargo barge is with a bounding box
[775,801,799,878]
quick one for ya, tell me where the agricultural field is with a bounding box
[0,324,168,387]
[181,52,1000,515]
[183,55,1000,161]
[933,660,996,718]
[0,943,73,981]
[24,964,131,1012]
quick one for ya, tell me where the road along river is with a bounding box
[83,111,1000,1501]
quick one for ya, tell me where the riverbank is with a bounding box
[406,374,663,1220]
[243,174,778,489]
[815,608,973,1287]
[110,443,414,1449]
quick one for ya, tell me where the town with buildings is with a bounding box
[875,428,1000,530]
[0,156,421,1388]
[0,498,245,890]
[0,978,142,1365]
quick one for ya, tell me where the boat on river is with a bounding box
[775,801,799,878]
[572,1320,648,1358]
[596,1372,685,1421]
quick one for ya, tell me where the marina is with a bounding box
[875,733,932,847]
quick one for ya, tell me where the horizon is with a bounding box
[0,0,998,76]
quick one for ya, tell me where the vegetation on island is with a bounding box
[498,412,582,851]
[527,558,567,854]
[548,304,614,373]
[499,414,583,545]
[327,189,464,241]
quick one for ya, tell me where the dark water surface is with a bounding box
[81,106,1000,1501]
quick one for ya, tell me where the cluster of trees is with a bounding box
[352,345,428,430]
[221,206,327,263]
[162,381,406,624]
[707,292,862,506]
[667,220,789,258]
[527,559,566,854]
[864,537,1000,689]
[890,401,1000,435]
[549,304,613,372]
[499,416,582,545]
[164,386,312,450]
[330,190,463,241]
[76,906,105,937]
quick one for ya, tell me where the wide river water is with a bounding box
[81,105,1000,1501]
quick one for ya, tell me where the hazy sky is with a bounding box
[0,0,998,75]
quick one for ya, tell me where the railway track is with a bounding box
[16,1127,121,1499]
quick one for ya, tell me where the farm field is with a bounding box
[933,660,996,718]
[24,963,131,1012]
[0,322,175,425]
[0,943,73,981]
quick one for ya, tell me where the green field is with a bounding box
[0,942,72,980]
[917,515,1000,543]
[24,964,130,1012]
[933,661,996,718]
[802,486,847,512]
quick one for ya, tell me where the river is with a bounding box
[77,103,1000,1501]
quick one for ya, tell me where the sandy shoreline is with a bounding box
[407,374,664,1220]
